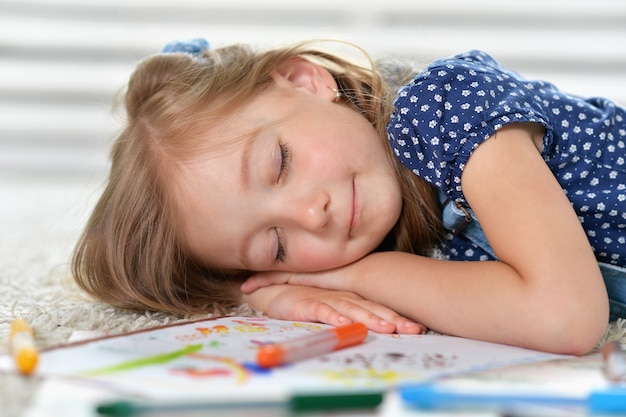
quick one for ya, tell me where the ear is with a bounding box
[274,57,338,101]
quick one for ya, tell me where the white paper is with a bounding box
[0,317,567,402]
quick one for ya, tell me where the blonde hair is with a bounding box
[72,41,441,316]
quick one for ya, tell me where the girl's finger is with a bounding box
[394,319,427,335]
[329,301,398,334]
[340,299,426,334]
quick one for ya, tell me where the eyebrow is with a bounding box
[239,133,253,192]
[234,118,286,271]
[237,127,265,269]
[239,126,267,192]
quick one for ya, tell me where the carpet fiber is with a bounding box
[0,176,255,417]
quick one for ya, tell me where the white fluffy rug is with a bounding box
[1,174,625,417]
[0,175,253,417]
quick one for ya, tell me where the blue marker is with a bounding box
[400,383,626,414]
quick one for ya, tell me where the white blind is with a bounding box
[1,0,625,176]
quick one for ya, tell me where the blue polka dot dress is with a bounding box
[387,50,626,269]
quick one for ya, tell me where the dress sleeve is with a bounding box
[387,50,553,205]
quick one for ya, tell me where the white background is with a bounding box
[1,0,625,177]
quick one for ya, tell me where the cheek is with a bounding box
[296,253,336,272]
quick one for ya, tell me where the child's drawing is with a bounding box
[0,317,567,400]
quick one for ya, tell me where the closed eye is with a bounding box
[275,229,286,263]
[278,143,290,182]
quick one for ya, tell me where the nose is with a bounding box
[282,189,330,232]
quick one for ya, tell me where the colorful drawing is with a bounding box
[82,344,203,376]
[0,317,568,401]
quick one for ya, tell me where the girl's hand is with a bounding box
[241,284,426,335]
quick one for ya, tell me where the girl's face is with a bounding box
[175,60,402,273]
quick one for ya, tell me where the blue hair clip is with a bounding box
[161,38,210,55]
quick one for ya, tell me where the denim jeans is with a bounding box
[600,263,626,321]
[438,189,626,321]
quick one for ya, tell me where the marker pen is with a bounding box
[400,383,626,414]
[96,391,383,416]
[256,322,368,368]
[10,318,38,375]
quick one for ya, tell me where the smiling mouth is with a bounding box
[349,178,359,237]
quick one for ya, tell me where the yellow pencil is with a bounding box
[10,318,38,375]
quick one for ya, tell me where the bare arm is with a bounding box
[452,122,608,352]
[243,123,609,354]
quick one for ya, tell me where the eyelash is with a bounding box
[275,232,286,263]
[275,143,290,263]
[278,143,290,181]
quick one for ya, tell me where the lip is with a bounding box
[349,177,359,237]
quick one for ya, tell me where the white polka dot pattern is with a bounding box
[387,50,625,266]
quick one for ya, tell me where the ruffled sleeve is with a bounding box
[387,50,554,205]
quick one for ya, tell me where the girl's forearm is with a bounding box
[348,251,607,355]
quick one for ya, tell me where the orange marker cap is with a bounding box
[333,322,368,349]
[256,344,286,368]
[15,348,38,374]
